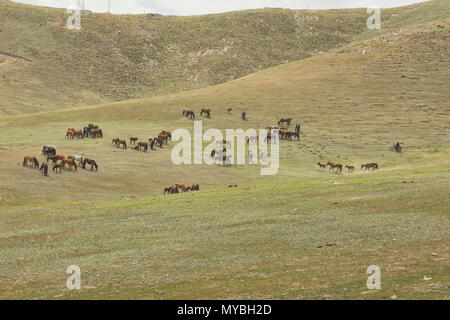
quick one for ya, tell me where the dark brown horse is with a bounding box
[278,118,292,127]
[23,156,39,168]
[138,142,148,152]
[327,162,343,173]
[82,159,98,171]
[47,154,65,164]
[130,137,139,145]
[200,109,211,118]
[345,165,355,172]
[183,109,195,119]
[117,139,127,150]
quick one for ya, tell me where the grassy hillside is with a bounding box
[0,0,448,299]
[0,1,373,115]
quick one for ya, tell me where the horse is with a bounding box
[63,159,77,171]
[242,111,247,121]
[317,162,326,169]
[160,131,172,140]
[65,128,75,139]
[175,183,191,192]
[68,155,84,165]
[138,142,148,152]
[278,118,292,127]
[149,139,156,150]
[200,109,211,118]
[164,186,179,195]
[47,154,65,164]
[183,109,195,119]
[191,184,200,191]
[327,162,343,173]
[53,163,64,173]
[130,137,139,145]
[82,158,98,171]
[90,128,103,139]
[39,162,48,176]
[74,130,84,139]
[117,140,127,150]
[288,132,300,140]
[83,127,91,138]
[361,163,378,171]
[41,145,56,157]
[345,165,355,172]
[23,156,39,168]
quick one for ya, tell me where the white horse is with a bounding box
[69,155,84,165]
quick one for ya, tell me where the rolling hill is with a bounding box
[0,0,448,300]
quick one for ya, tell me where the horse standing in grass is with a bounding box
[130,137,138,145]
[138,142,148,152]
[23,156,39,168]
[278,118,292,127]
[117,140,127,150]
[361,163,378,171]
[200,109,211,118]
[82,159,98,171]
[175,183,191,192]
[345,165,355,172]
[53,163,64,173]
[39,162,48,176]
[327,162,343,173]
[47,154,65,164]
[317,162,326,169]
[63,159,77,171]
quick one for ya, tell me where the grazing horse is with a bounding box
[278,118,292,127]
[74,130,84,139]
[317,162,326,169]
[63,159,77,171]
[82,158,98,171]
[39,162,48,176]
[117,140,127,150]
[158,134,170,145]
[130,137,139,145]
[327,162,343,173]
[138,142,148,152]
[288,132,300,140]
[361,163,379,171]
[191,184,200,191]
[53,163,64,173]
[200,109,211,118]
[47,154,65,164]
[149,139,156,150]
[90,128,103,139]
[183,109,195,119]
[175,183,191,192]
[345,165,355,172]
[23,156,39,168]
[83,127,91,138]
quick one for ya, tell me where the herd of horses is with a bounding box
[317,161,379,173]
[66,123,103,139]
[182,108,212,119]
[113,131,172,152]
[23,144,98,176]
[164,183,200,195]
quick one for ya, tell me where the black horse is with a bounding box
[39,162,48,176]
[41,145,56,157]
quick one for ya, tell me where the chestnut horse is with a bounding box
[47,154,65,164]
[175,183,191,192]
[23,156,39,168]
[63,159,77,171]
[138,142,148,152]
[317,162,326,169]
[82,159,98,171]
[117,140,127,150]
[53,163,64,173]
[327,162,342,173]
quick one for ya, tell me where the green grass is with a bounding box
[0,1,449,299]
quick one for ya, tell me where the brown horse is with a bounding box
[278,118,293,127]
[63,159,77,171]
[138,142,148,152]
[317,162,326,169]
[327,162,343,173]
[161,131,172,140]
[47,154,65,164]
[112,138,119,145]
[175,183,191,192]
[23,156,39,168]
[74,130,84,139]
[53,163,64,173]
[200,109,211,118]
[158,134,170,145]
[65,128,75,139]
[130,137,139,145]
[82,158,98,171]
[117,140,127,150]
[183,109,195,119]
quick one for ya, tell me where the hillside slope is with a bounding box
[0,1,373,115]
